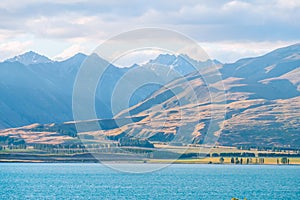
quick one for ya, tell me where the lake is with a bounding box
[0,163,299,199]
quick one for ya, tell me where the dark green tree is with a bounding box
[281,157,288,164]
[219,157,224,164]
[231,157,235,164]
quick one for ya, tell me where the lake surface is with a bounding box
[0,163,299,199]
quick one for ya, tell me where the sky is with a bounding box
[0,0,299,63]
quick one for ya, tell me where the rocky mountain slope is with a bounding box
[1,44,299,148]
[1,44,300,148]
[109,44,300,147]
[0,52,216,128]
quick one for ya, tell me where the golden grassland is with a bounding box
[1,145,300,164]
[154,144,297,155]
[1,156,300,164]
[148,157,300,164]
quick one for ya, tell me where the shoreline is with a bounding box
[1,149,300,165]
[1,161,299,166]
[1,158,299,165]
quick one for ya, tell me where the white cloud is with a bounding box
[0,0,299,62]
[54,44,88,60]
[113,49,166,68]
[276,0,300,10]
[202,40,298,63]
[0,0,299,41]
[0,40,32,61]
[222,1,251,11]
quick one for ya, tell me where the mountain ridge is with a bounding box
[0,44,300,148]
[0,51,217,128]
[5,51,53,65]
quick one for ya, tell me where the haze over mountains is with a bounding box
[0,51,215,128]
[0,44,300,147]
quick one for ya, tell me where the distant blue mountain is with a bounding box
[0,53,87,128]
[148,54,221,76]
[1,44,300,147]
[0,52,216,128]
[2,44,300,130]
[5,51,53,65]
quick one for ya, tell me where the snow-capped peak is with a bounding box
[5,51,53,65]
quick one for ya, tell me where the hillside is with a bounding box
[1,52,215,128]
[109,44,300,147]
[0,44,300,148]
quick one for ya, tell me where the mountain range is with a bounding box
[113,44,300,147]
[0,44,300,148]
[0,51,216,128]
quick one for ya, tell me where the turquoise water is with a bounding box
[0,163,299,199]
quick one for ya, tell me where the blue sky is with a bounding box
[0,0,299,63]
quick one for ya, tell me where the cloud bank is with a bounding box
[0,0,299,62]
